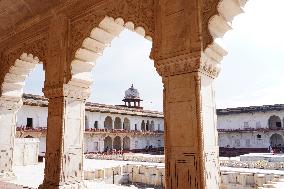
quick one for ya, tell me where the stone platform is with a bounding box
[240,153,284,162]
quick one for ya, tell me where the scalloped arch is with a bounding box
[202,0,249,77]
[0,53,42,105]
[68,16,152,98]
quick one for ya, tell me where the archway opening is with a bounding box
[104,136,112,152]
[114,117,122,130]
[104,116,113,130]
[146,120,150,131]
[270,134,284,147]
[141,120,145,131]
[113,136,122,150]
[123,136,130,150]
[123,118,130,130]
[150,120,155,131]
[268,115,282,129]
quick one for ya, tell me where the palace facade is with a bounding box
[217,105,284,156]
[16,86,164,156]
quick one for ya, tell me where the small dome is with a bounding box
[124,84,140,99]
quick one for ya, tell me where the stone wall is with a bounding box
[13,138,39,166]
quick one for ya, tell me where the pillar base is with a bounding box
[39,181,87,189]
[0,171,16,181]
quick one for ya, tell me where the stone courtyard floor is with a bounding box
[7,159,164,189]
[6,155,284,189]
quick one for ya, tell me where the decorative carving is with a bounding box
[68,0,155,67]
[202,0,220,49]
[0,37,47,96]
[107,0,155,36]
[43,84,90,101]
[155,53,201,77]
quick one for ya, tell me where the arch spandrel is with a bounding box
[68,0,155,71]
[0,38,47,97]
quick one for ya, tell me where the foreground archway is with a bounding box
[0,53,41,180]
[0,0,249,188]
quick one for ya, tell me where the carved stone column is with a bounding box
[39,85,89,189]
[151,0,228,188]
[156,53,221,189]
[0,99,22,181]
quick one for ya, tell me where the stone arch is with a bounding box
[114,117,122,130]
[104,116,113,129]
[104,136,112,151]
[268,115,282,129]
[201,0,249,78]
[85,115,89,129]
[146,120,150,131]
[113,136,122,150]
[123,136,130,150]
[67,16,152,93]
[141,120,145,131]
[150,120,155,131]
[0,53,41,106]
[270,133,284,147]
[123,117,130,130]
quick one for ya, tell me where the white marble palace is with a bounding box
[16,84,284,158]
[217,105,284,156]
[16,85,164,156]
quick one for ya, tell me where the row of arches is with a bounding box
[103,116,131,130]
[0,0,248,187]
[104,136,130,151]
[102,116,157,131]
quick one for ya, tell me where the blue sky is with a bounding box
[24,0,284,111]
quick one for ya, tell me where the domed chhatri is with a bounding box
[123,84,143,109]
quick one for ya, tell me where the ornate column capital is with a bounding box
[154,45,226,79]
[43,84,90,100]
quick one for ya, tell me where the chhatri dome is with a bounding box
[122,84,143,109]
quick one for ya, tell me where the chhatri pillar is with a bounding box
[0,98,22,180]
[152,0,227,188]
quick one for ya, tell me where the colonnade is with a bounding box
[0,0,247,188]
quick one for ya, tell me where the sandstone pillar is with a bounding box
[0,99,22,180]
[151,0,225,188]
[39,85,88,189]
[161,68,220,189]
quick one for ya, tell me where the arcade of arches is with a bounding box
[0,0,247,189]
